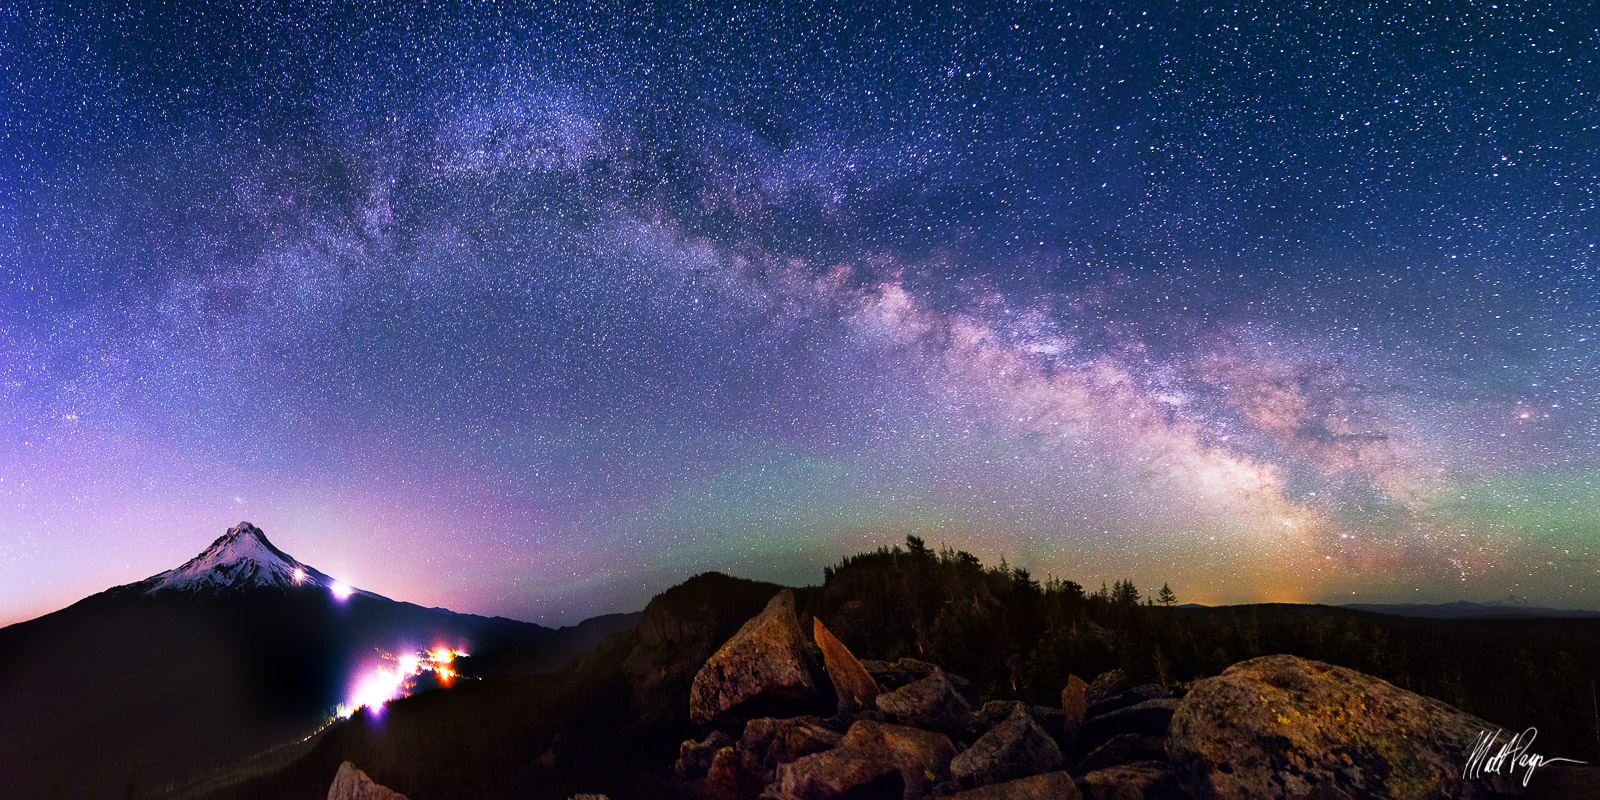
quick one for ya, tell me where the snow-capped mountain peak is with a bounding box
[136,522,341,595]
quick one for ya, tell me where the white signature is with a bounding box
[1463,727,1588,787]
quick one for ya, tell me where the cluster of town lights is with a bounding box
[336,647,466,718]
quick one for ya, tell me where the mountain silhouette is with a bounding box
[0,522,637,800]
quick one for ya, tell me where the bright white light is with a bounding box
[291,567,307,585]
[335,646,466,718]
[330,581,353,601]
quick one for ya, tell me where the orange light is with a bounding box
[336,645,470,718]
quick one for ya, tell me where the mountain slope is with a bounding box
[0,523,637,800]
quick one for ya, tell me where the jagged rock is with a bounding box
[739,716,843,767]
[1081,699,1178,749]
[1084,669,1129,706]
[624,574,794,723]
[1080,761,1188,800]
[875,670,972,733]
[1167,654,1520,800]
[690,589,824,724]
[1130,683,1173,700]
[1077,733,1167,772]
[813,617,879,713]
[676,730,737,779]
[774,720,956,800]
[706,746,770,800]
[950,705,1065,787]
[1061,674,1088,727]
[945,771,1083,800]
[1088,684,1175,719]
[974,700,1027,728]
[1081,684,1171,723]
[327,762,408,800]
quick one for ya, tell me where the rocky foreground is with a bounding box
[333,588,1596,800]
[657,589,1561,800]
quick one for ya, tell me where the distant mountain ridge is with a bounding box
[1341,599,1600,619]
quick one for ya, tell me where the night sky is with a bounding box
[3,0,1597,626]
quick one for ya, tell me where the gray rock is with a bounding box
[706,746,770,800]
[945,771,1083,800]
[1080,761,1188,800]
[774,720,956,800]
[875,670,973,733]
[327,762,408,800]
[675,729,737,780]
[739,716,842,768]
[689,590,824,724]
[1084,669,1129,706]
[950,705,1065,787]
[1166,654,1521,800]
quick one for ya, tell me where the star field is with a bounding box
[2,0,1597,624]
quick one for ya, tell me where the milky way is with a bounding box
[2,0,1596,624]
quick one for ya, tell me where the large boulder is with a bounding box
[945,771,1082,800]
[950,705,1065,787]
[774,720,956,800]
[875,670,973,733]
[1167,654,1520,800]
[813,617,880,713]
[689,589,824,724]
[1080,761,1188,800]
[328,762,408,800]
[739,716,843,767]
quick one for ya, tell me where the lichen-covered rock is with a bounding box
[874,670,972,733]
[327,762,408,800]
[1167,654,1520,800]
[1077,733,1167,773]
[774,720,956,800]
[1085,669,1129,706]
[739,716,843,767]
[974,700,1027,728]
[689,589,823,724]
[945,771,1083,800]
[1080,761,1188,800]
[950,705,1065,787]
[706,746,770,800]
[813,617,879,713]
[676,730,737,779]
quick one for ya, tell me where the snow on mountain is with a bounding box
[132,522,354,596]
